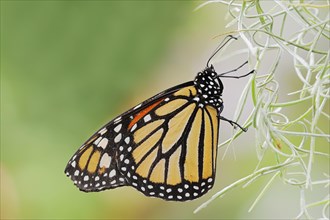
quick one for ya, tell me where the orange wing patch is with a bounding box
[133,129,163,164]
[174,86,197,97]
[150,159,166,183]
[184,108,202,182]
[135,148,158,178]
[133,120,164,144]
[78,146,93,170]
[128,99,164,130]
[161,103,196,154]
[166,146,182,185]
[98,166,106,175]
[202,109,213,179]
[206,106,219,170]
[87,150,101,173]
[155,99,187,116]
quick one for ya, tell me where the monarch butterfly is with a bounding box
[65,36,253,201]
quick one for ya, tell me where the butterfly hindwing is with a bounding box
[120,85,219,201]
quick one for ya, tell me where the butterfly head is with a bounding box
[194,65,224,109]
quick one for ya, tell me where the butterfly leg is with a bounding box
[218,115,247,132]
[218,69,255,79]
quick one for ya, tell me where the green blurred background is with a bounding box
[2,1,327,219]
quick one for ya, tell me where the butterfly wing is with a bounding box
[65,81,220,201]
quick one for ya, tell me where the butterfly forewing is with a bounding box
[64,82,195,192]
[64,122,128,192]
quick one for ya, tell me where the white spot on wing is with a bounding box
[144,114,151,123]
[115,133,122,143]
[99,153,111,168]
[114,124,122,133]
[193,97,200,102]
[130,124,137,132]
[114,116,121,123]
[74,170,79,176]
[109,169,116,178]
[98,127,107,135]
[133,104,142,110]
[94,137,102,145]
[98,138,108,149]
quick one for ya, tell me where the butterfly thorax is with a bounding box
[194,65,224,110]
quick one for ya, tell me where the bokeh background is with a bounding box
[1,1,328,219]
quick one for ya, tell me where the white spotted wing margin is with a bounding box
[64,129,128,192]
[64,81,195,192]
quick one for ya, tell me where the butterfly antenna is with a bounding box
[206,35,237,67]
